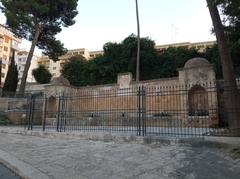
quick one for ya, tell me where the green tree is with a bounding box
[2,51,18,95]
[61,34,206,86]
[207,0,240,131]
[219,0,240,44]
[204,45,222,78]
[101,34,159,82]
[62,56,90,86]
[32,65,52,84]
[158,47,202,78]
[0,0,78,93]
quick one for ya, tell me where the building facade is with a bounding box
[38,48,104,78]
[155,41,216,54]
[0,24,21,87]
[16,50,39,84]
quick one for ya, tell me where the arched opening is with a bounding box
[188,85,209,116]
[47,96,57,118]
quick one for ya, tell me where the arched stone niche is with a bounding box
[178,57,219,127]
[178,57,216,85]
[47,96,57,118]
[188,85,208,116]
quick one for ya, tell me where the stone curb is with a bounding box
[0,127,145,143]
[0,127,239,148]
[0,149,50,179]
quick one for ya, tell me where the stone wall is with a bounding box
[0,98,27,125]
[25,58,222,128]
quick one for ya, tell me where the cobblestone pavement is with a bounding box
[0,133,239,179]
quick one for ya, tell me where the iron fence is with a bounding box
[24,82,240,137]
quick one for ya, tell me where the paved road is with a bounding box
[0,133,239,179]
[0,163,20,179]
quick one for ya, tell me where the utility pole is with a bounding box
[135,0,140,82]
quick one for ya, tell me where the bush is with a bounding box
[32,65,52,84]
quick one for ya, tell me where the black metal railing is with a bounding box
[24,81,240,137]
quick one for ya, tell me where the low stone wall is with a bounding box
[0,98,27,125]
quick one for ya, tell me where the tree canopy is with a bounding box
[219,0,240,44]
[62,56,90,86]
[61,34,240,87]
[32,65,52,84]
[62,34,204,86]
[0,0,78,93]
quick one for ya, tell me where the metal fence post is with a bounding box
[26,94,32,130]
[30,94,36,130]
[42,95,47,131]
[60,93,65,132]
[141,86,146,136]
[137,86,141,136]
[56,95,62,132]
[26,94,35,131]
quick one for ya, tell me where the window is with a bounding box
[53,67,56,70]
[22,57,26,62]
[4,37,9,43]
[3,55,7,61]
[3,46,8,52]
[2,64,6,69]
[1,73,5,78]
[0,37,3,44]
[0,47,2,52]
[53,73,56,76]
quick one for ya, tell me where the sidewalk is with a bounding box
[0,126,240,147]
[0,127,239,179]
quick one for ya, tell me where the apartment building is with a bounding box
[38,48,103,77]
[16,50,39,84]
[89,50,104,59]
[155,41,216,54]
[0,24,21,87]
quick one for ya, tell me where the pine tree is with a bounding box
[1,0,78,93]
[2,51,18,96]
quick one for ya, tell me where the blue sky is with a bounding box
[0,0,216,54]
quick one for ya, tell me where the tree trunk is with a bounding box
[0,59,2,87]
[207,0,240,134]
[18,26,41,95]
[135,0,141,82]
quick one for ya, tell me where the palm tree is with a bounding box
[207,0,240,133]
[135,0,140,82]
